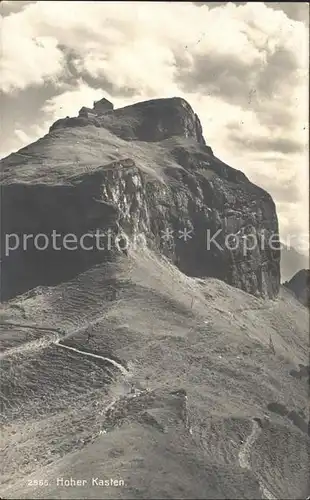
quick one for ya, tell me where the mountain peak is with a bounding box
[1,95,279,300]
[284,269,310,307]
[49,96,211,150]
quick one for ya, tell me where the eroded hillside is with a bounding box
[0,249,309,499]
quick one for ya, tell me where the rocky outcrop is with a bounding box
[0,97,280,301]
[284,269,310,307]
[50,97,211,149]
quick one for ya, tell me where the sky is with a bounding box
[0,1,309,253]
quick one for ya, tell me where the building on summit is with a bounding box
[93,98,114,114]
[78,98,114,119]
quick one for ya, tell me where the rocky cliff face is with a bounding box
[0,97,280,301]
[284,269,310,307]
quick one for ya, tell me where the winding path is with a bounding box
[238,419,276,500]
[0,321,129,376]
[238,420,261,470]
[55,340,129,376]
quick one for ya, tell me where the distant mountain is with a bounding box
[283,269,310,307]
[280,244,309,283]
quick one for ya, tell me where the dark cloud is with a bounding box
[226,121,243,131]
[194,2,309,25]
[0,42,139,158]
[249,172,301,204]
[57,45,139,99]
[267,2,309,24]
[0,1,36,16]
[255,106,298,129]
[264,182,301,204]
[176,44,300,110]
[228,133,304,154]
[175,51,262,108]
[256,47,299,99]
[175,35,303,140]
[0,84,57,157]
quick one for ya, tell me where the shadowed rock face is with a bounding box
[284,269,310,307]
[0,97,280,301]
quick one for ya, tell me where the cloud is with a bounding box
[41,83,104,118]
[228,134,305,154]
[14,128,31,143]
[0,17,65,92]
[196,2,309,25]
[0,1,36,16]
[0,1,308,250]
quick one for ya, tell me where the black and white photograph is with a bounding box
[0,1,309,499]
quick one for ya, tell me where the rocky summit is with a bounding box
[0,97,308,500]
[284,269,310,307]
[1,97,280,301]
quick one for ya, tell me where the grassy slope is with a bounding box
[0,126,188,185]
[0,247,309,499]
